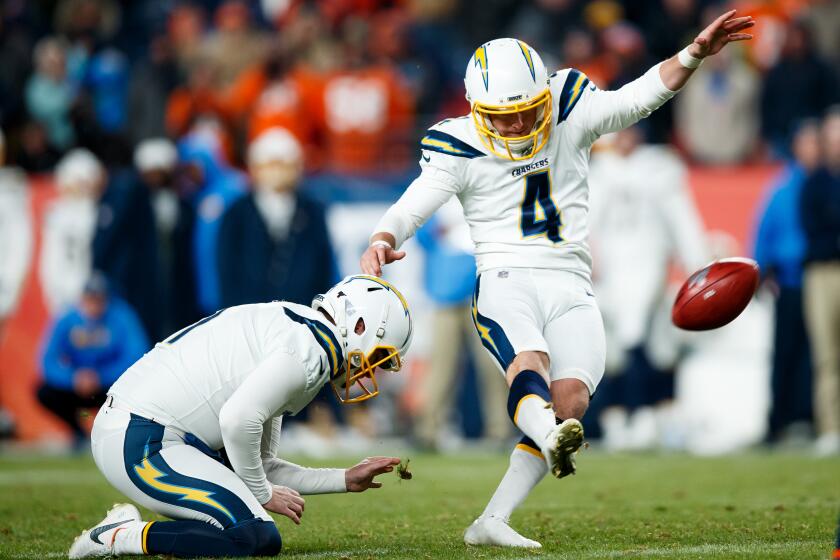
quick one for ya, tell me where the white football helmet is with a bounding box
[312,275,413,403]
[464,38,552,161]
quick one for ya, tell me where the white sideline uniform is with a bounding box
[589,146,707,356]
[91,302,347,529]
[374,65,677,393]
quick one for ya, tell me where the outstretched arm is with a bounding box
[361,165,460,276]
[573,9,754,138]
[659,9,754,91]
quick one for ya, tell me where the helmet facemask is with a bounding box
[320,289,408,404]
[471,88,553,161]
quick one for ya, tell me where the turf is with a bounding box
[0,451,837,559]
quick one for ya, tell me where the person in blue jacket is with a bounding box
[753,120,820,442]
[179,132,247,314]
[37,273,149,448]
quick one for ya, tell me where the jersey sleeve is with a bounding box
[219,350,309,504]
[371,125,479,248]
[556,65,678,140]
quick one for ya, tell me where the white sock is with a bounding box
[514,395,556,450]
[482,446,548,521]
[112,521,149,556]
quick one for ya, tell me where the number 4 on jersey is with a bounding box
[520,170,563,243]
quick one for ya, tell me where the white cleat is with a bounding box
[544,418,584,479]
[464,515,542,548]
[69,503,142,559]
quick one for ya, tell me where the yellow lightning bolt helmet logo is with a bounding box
[473,45,489,91]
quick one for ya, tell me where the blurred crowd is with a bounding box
[0,0,838,455]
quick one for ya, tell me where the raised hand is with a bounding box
[360,243,406,277]
[345,457,401,492]
[689,9,755,58]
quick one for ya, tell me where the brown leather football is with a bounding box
[672,258,760,331]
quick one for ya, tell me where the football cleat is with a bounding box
[464,515,542,548]
[69,503,141,559]
[544,418,584,478]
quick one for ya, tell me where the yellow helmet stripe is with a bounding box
[517,41,536,82]
[350,275,410,317]
[473,45,489,91]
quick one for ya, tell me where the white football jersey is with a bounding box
[374,64,677,278]
[109,301,343,450]
[39,197,96,314]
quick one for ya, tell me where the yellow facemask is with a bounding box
[331,345,402,404]
[471,89,553,161]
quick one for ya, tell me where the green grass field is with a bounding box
[0,451,838,559]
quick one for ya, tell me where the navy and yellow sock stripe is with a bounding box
[516,435,544,459]
[284,308,344,378]
[141,521,155,554]
[123,415,255,529]
[421,130,485,159]
[471,276,515,371]
[557,69,590,124]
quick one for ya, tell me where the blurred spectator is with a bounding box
[91,164,157,340]
[761,21,839,155]
[0,11,34,131]
[201,1,270,88]
[37,273,148,449]
[225,40,317,152]
[504,0,584,61]
[798,0,840,77]
[0,130,33,328]
[40,149,104,315]
[25,37,76,150]
[603,22,670,143]
[16,120,62,173]
[166,57,229,140]
[753,120,820,443]
[180,132,247,314]
[589,125,707,450]
[134,138,200,340]
[318,17,415,174]
[676,48,759,164]
[642,0,700,62]
[127,35,179,145]
[167,4,206,75]
[800,108,840,456]
[414,200,510,449]
[218,128,335,307]
[560,28,614,88]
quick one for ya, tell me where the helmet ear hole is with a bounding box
[354,317,366,335]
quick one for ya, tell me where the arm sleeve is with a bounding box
[258,416,347,494]
[568,64,678,139]
[219,350,309,504]
[371,165,460,249]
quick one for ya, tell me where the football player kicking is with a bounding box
[361,10,754,548]
[69,275,412,558]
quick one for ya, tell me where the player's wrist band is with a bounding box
[370,240,393,250]
[678,47,703,69]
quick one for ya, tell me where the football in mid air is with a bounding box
[672,258,760,331]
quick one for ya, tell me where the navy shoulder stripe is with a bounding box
[421,129,485,159]
[557,69,590,124]
[284,308,344,377]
